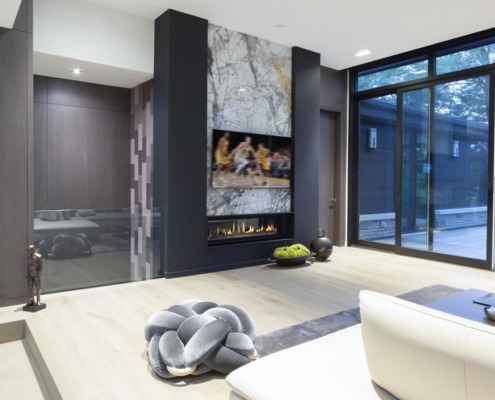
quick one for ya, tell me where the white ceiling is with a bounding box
[30,0,495,87]
[0,0,22,29]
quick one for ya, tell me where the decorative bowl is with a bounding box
[268,253,315,267]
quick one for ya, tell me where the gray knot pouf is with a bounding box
[144,300,257,379]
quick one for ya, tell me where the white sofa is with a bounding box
[226,290,495,400]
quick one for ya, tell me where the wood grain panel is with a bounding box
[33,75,131,210]
[0,24,32,303]
[26,24,33,241]
[95,83,130,113]
[46,78,130,113]
[46,104,129,209]
[33,75,47,103]
[320,67,347,111]
[47,78,98,110]
[34,103,48,210]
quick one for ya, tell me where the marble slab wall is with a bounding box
[207,24,292,216]
[130,80,154,280]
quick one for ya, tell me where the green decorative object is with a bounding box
[273,246,297,258]
[270,243,313,267]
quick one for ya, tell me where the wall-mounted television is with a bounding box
[211,129,292,189]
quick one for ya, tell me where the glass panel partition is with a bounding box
[33,208,162,293]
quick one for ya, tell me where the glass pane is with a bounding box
[401,88,430,251]
[431,77,489,259]
[357,60,428,91]
[436,42,495,75]
[400,76,489,260]
[358,95,397,244]
[34,208,163,293]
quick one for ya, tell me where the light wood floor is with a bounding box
[0,246,494,399]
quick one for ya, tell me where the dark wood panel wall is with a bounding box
[34,76,131,210]
[0,0,34,306]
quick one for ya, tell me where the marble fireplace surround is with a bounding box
[207,24,292,217]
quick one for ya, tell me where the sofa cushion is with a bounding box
[40,210,58,221]
[77,209,97,217]
[226,324,397,400]
[360,290,495,400]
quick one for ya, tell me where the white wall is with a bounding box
[33,0,154,87]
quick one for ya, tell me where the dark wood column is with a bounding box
[0,0,34,306]
[153,10,209,276]
[292,47,321,244]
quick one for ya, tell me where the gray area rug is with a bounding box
[255,284,463,357]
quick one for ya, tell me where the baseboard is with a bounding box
[163,258,268,278]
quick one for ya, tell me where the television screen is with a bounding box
[211,129,291,189]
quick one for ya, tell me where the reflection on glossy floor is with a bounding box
[43,250,131,294]
[0,246,493,399]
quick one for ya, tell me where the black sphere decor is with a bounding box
[310,229,333,261]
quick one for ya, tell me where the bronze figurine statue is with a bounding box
[26,244,43,306]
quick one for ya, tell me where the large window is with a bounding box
[357,59,428,91]
[399,77,489,260]
[357,95,397,243]
[436,41,495,75]
[351,30,495,269]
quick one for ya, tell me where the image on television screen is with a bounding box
[211,129,292,189]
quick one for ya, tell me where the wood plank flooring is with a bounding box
[0,246,493,399]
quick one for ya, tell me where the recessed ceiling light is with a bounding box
[355,49,371,57]
[72,68,81,75]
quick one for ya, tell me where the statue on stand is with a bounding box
[24,245,46,311]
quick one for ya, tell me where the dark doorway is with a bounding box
[319,110,339,243]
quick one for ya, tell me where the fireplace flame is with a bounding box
[210,221,278,238]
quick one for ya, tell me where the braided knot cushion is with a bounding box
[144,300,256,379]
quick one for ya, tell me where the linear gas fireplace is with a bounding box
[207,213,293,246]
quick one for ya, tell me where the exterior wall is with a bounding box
[435,207,487,230]
[359,208,487,241]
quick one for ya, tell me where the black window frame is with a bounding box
[348,27,495,270]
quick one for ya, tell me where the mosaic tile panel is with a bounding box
[130,80,154,280]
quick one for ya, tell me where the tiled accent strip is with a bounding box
[130,81,154,280]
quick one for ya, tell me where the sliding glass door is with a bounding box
[399,76,491,262]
